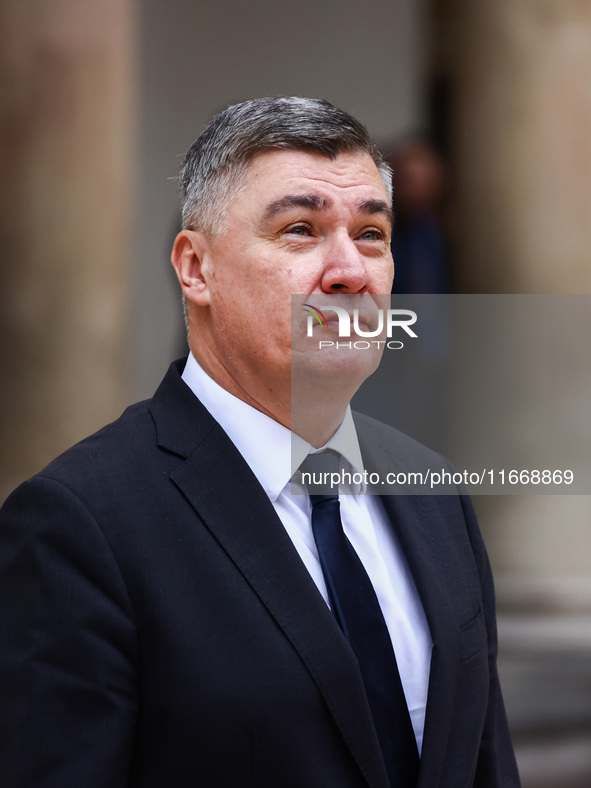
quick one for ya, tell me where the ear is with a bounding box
[170,230,211,306]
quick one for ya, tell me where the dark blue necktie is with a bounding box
[302,451,420,788]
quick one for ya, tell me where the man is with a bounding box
[0,97,520,787]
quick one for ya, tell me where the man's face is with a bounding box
[186,149,394,401]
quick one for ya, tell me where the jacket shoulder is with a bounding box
[353,411,452,472]
[34,398,155,487]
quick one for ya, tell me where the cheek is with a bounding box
[266,300,293,341]
[375,259,394,291]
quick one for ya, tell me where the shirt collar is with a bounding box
[181,352,366,499]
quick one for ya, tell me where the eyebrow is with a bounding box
[359,199,394,227]
[262,194,331,223]
[261,194,393,227]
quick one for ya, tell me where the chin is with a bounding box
[291,343,382,397]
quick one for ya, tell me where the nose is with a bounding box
[319,230,370,294]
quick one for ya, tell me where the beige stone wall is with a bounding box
[0,0,136,500]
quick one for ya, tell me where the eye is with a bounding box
[286,223,313,236]
[359,228,385,242]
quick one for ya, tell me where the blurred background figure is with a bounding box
[386,138,450,294]
[373,138,452,454]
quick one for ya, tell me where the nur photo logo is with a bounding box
[302,304,418,350]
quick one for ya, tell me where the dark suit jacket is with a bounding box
[0,360,520,787]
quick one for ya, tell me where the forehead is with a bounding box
[237,149,390,208]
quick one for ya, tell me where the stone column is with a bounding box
[441,3,591,778]
[0,0,135,501]
[450,0,591,293]
[444,0,591,582]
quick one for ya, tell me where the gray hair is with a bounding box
[179,96,392,237]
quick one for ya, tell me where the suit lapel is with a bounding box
[379,495,461,787]
[150,363,391,788]
[356,416,462,786]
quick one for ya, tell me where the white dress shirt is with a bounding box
[182,352,432,752]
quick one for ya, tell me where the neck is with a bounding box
[189,347,354,448]
[290,382,353,447]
